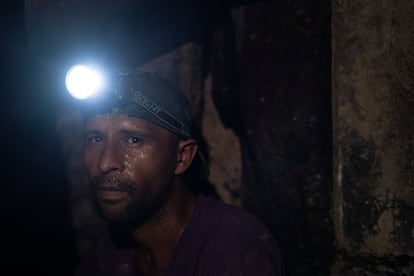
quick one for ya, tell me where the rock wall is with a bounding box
[210,1,333,274]
[332,0,414,274]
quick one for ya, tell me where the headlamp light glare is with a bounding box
[65,64,104,100]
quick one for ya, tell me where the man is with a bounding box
[75,71,285,275]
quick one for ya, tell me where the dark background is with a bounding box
[0,1,78,274]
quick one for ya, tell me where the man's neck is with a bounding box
[131,185,198,274]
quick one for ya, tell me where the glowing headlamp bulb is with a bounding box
[65,64,104,100]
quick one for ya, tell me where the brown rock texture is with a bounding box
[332,0,414,274]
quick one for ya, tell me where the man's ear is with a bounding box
[175,138,198,175]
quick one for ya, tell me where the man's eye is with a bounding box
[128,137,142,144]
[87,136,103,143]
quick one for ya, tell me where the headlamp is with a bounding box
[65,64,105,100]
[64,65,193,139]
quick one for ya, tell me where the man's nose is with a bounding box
[98,143,123,174]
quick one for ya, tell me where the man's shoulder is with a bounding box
[174,195,285,275]
[196,195,271,235]
[187,197,278,254]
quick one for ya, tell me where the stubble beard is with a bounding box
[90,175,174,228]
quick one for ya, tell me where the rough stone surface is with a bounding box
[332,0,414,274]
[211,1,333,275]
[201,75,242,206]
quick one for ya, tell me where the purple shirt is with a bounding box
[76,196,285,275]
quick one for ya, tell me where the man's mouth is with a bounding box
[90,176,135,195]
[95,184,130,192]
[96,189,128,203]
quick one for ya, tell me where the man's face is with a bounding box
[84,114,180,227]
